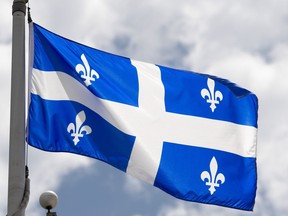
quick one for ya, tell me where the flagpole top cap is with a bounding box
[39,191,58,210]
[12,0,28,14]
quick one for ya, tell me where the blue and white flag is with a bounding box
[27,23,258,211]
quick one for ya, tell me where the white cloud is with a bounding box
[0,42,11,215]
[205,51,276,94]
[0,0,12,44]
[124,175,145,195]
[257,127,288,213]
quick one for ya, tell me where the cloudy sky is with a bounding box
[1,0,288,215]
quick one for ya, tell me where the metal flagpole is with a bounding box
[7,0,28,215]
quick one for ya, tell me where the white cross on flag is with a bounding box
[27,23,258,211]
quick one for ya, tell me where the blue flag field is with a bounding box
[27,23,258,211]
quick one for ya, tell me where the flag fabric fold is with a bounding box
[27,22,258,211]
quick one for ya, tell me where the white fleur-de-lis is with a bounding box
[67,111,92,145]
[75,54,100,86]
[201,78,223,112]
[201,157,225,195]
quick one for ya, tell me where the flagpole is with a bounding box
[8,0,27,215]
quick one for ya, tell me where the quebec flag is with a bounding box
[27,23,258,211]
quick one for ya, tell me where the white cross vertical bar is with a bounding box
[126,60,166,184]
